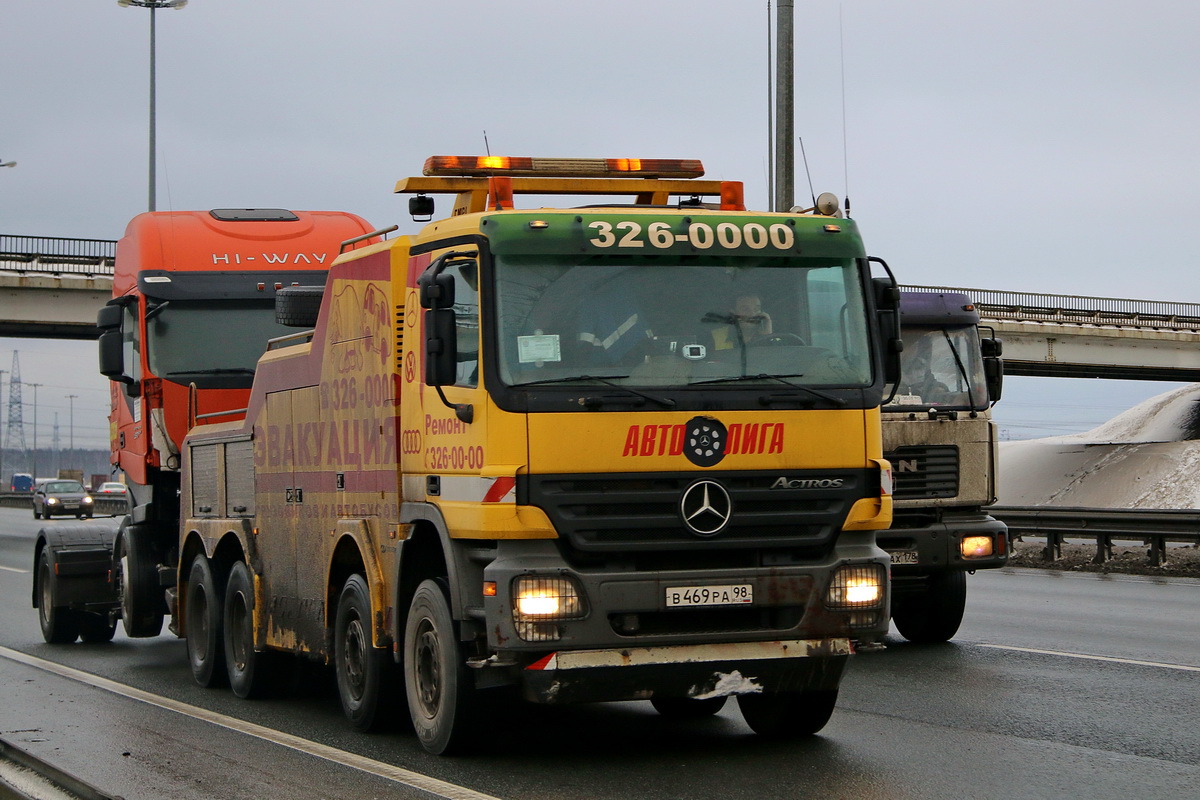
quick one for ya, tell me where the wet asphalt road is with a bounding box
[1,506,1197,799]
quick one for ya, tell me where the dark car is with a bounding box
[32,480,95,519]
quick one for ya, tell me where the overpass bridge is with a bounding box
[0,235,114,339]
[3,234,1199,382]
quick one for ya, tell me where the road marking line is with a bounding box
[977,643,1200,672]
[0,565,29,574]
[0,645,503,800]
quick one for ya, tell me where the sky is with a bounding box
[2,0,1198,452]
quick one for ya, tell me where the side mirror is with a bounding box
[98,330,127,380]
[424,308,459,387]
[984,353,1004,403]
[981,337,1003,358]
[97,304,123,330]
[418,271,455,309]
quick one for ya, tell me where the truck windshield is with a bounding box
[146,300,294,388]
[493,254,873,388]
[887,324,988,410]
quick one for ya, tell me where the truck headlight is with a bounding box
[960,535,994,558]
[512,576,586,642]
[825,563,886,609]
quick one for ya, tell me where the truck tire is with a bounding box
[650,695,728,718]
[403,579,477,755]
[185,553,227,688]
[891,570,967,643]
[37,550,80,644]
[224,561,276,699]
[737,689,838,738]
[79,614,118,643]
[116,524,164,638]
[275,286,324,328]
[335,573,393,732]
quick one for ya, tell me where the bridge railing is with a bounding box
[905,284,1200,332]
[0,234,116,276]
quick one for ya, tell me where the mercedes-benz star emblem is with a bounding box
[680,479,733,537]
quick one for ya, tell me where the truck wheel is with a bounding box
[116,524,164,638]
[335,574,393,732]
[404,579,477,755]
[79,614,118,643]
[651,695,728,718]
[737,689,838,738]
[275,285,324,328]
[37,550,80,644]
[185,554,227,687]
[892,570,967,643]
[224,561,276,699]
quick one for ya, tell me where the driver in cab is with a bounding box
[711,294,773,350]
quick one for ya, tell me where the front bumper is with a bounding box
[517,637,851,704]
[878,512,1008,576]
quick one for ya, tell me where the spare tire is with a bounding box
[275,286,324,327]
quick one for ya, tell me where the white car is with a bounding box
[94,482,129,496]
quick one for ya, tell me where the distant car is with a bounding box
[32,480,94,519]
[11,473,34,493]
[94,482,128,496]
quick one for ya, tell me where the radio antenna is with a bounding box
[839,4,851,216]
[483,130,492,156]
[799,137,817,209]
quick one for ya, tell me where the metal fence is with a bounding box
[0,234,116,275]
[993,505,1200,566]
[903,284,1200,332]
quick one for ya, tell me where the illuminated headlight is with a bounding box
[825,564,886,609]
[512,576,586,642]
[82,496,94,505]
[46,498,59,505]
[960,535,994,558]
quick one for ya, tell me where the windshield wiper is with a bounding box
[166,369,256,376]
[690,373,843,406]
[509,374,631,387]
[509,374,675,408]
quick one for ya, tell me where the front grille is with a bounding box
[887,445,958,500]
[521,469,868,554]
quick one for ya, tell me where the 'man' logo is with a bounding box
[896,459,920,473]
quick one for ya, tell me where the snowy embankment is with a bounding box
[998,384,1200,509]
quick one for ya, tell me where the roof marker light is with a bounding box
[423,156,705,179]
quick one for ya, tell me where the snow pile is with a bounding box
[1053,383,1200,444]
[998,383,1200,509]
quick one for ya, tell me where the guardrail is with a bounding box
[993,505,1200,566]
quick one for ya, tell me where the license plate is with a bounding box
[665,584,753,608]
[889,550,919,565]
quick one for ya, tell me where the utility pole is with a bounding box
[773,0,795,213]
[27,382,42,479]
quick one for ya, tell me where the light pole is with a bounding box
[27,382,42,479]
[66,394,78,455]
[117,0,188,212]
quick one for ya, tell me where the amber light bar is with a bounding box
[423,155,705,179]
